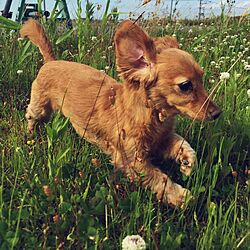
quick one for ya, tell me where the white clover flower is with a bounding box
[122,235,146,250]
[247,89,250,98]
[220,72,230,80]
[172,33,176,37]
[210,61,216,66]
[101,55,106,59]
[194,37,197,40]
[201,39,205,43]
[99,70,105,73]
[245,47,249,52]
[105,65,110,70]
[108,45,112,50]
[243,38,247,43]
[240,45,244,50]
[236,73,241,78]
[17,37,24,42]
[188,29,192,33]
[91,36,97,42]
[244,65,250,71]
[179,43,183,48]
[229,45,234,49]
[17,70,23,74]
[200,22,203,26]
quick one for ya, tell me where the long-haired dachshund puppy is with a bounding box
[20,19,221,207]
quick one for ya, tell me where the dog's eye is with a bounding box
[178,80,193,92]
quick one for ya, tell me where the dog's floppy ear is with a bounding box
[114,20,157,88]
[154,36,179,53]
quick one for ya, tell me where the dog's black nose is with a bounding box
[211,109,222,120]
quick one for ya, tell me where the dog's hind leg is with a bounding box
[26,79,52,134]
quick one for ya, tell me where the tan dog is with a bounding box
[20,19,221,207]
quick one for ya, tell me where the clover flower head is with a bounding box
[247,89,250,98]
[244,65,250,71]
[220,72,230,80]
[122,235,146,250]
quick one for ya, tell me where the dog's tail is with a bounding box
[20,19,55,63]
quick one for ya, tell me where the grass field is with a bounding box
[0,3,249,249]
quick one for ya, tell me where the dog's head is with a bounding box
[114,20,221,121]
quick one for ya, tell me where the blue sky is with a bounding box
[1,0,249,20]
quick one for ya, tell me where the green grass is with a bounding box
[0,8,250,250]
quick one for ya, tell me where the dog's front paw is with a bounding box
[177,142,196,176]
[163,184,192,208]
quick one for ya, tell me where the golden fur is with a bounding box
[20,19,221,207]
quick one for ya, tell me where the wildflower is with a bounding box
[247,89,250,98]
[210,61,216,66]
[122,235,146,250]
[28,151,32,156]
[27,139,35,145]
[53,214,60,223]
[15,147,21,152]
[101,55,106,59]
[43,185,52,197]
[240,45,244,50]
[244,65,250,71]
[245,169,250,175]
[91,36,97,42]
[231,171,237,177]
[188,29,192,33]
[105,66,110,70]
[79,171,84,178]
[17,70,23,74]
[91,158,101,167]
[17,37,24,41]
[100,70,105,73]
[108,45,112,50]
[172,33,176,37]
[245,47,249,52]
[54,176,60,184]
[236,73,241,78]
[220,72,230,80]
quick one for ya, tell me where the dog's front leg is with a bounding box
[117,159,191,207]
[163,134,196,176]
